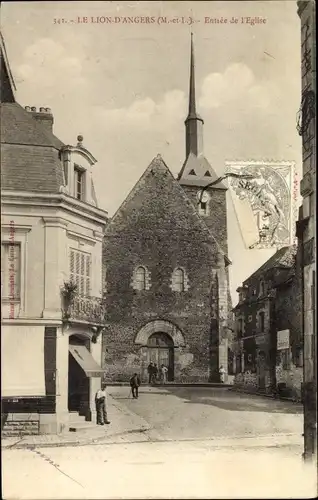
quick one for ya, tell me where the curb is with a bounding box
[108,383,233,388]
[3,431,302,452]
[2,426,151,450]
[229,387,302,404]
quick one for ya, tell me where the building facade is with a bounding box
[102,36,232,383]
[232,245,303,400]
[1,35,108,435]
[296,0,316,459]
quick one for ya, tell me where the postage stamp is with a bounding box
[226,161,298,249]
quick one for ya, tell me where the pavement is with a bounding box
[3,387,317,499]
[2,393,151,450]
[2,386,304,450]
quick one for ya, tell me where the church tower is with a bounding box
[178,34,228,255]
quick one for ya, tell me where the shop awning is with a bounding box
[69,345,104,378]
[1,325,46,398]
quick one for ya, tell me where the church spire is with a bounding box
[185,33,204,158]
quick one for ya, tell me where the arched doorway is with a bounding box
[134,320,186,383]
[68,334,90,415]
[147,332,174,381]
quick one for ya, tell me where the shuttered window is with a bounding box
[1,243,21,300]
[69,249,91,296]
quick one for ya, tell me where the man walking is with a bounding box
[95,383,111,425]
[130,373,141,398]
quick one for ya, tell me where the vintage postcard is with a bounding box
[1,0,317,499]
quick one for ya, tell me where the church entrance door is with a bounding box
[147,332,174,381]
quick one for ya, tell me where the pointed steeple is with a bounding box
[185,33,204,158]
[186,33,202,122]
[178,34,227,190]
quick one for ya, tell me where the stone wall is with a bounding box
[102,157,229,383]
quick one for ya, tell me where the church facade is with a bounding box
[102,36,232,383]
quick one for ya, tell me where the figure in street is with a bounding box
[147,362,154,384]
[160,364,168,384]
[152,363,158,384]
[95,383,111,425]
[130,373,141,398]
[219,365,226,383]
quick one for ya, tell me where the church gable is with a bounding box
[106,155,220,251]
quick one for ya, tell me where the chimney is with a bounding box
[25,106,54,133]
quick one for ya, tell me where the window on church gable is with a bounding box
[135,266,146,290]
[204,171,211,177]
[189,169,196,175]
[131,266,151,291]
[171,267,189,292]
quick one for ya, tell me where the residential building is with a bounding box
[232,245,303,400]
[102,35,232,383]
[296,0,316,460]
[1,34,108,435]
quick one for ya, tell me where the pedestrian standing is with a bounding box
[153,363,158,384]
[219,365,226,383]
[160,364,168,384]
[147,362,154,384]
[130,373,141,398]
[95,383,111,425]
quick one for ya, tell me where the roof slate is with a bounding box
[178,153,227,190]
[1,102,65,193]
[244,245,297,283]
[1,143,64,193]
[1,103,64,149]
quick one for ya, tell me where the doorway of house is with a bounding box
[258,350,267,390]
[147,332,174,381]
[68,334,90,414]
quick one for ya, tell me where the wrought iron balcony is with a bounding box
[62,293,105,326]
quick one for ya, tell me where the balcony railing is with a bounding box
[62,293,105,325]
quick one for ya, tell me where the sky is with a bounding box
[1,0,303,302]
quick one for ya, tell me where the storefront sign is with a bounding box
[277,329,290,350]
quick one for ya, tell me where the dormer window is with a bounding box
[74,165,85,201]
[259,280,265,297]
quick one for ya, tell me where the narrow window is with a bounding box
[70,249,91,296]
[173,268,185,292]
[197,191,209,216]
[135,266,146,291]
[238,318,243,337]
[1,243,21,300]
[259,311,265,332]
[74,166,85,200]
